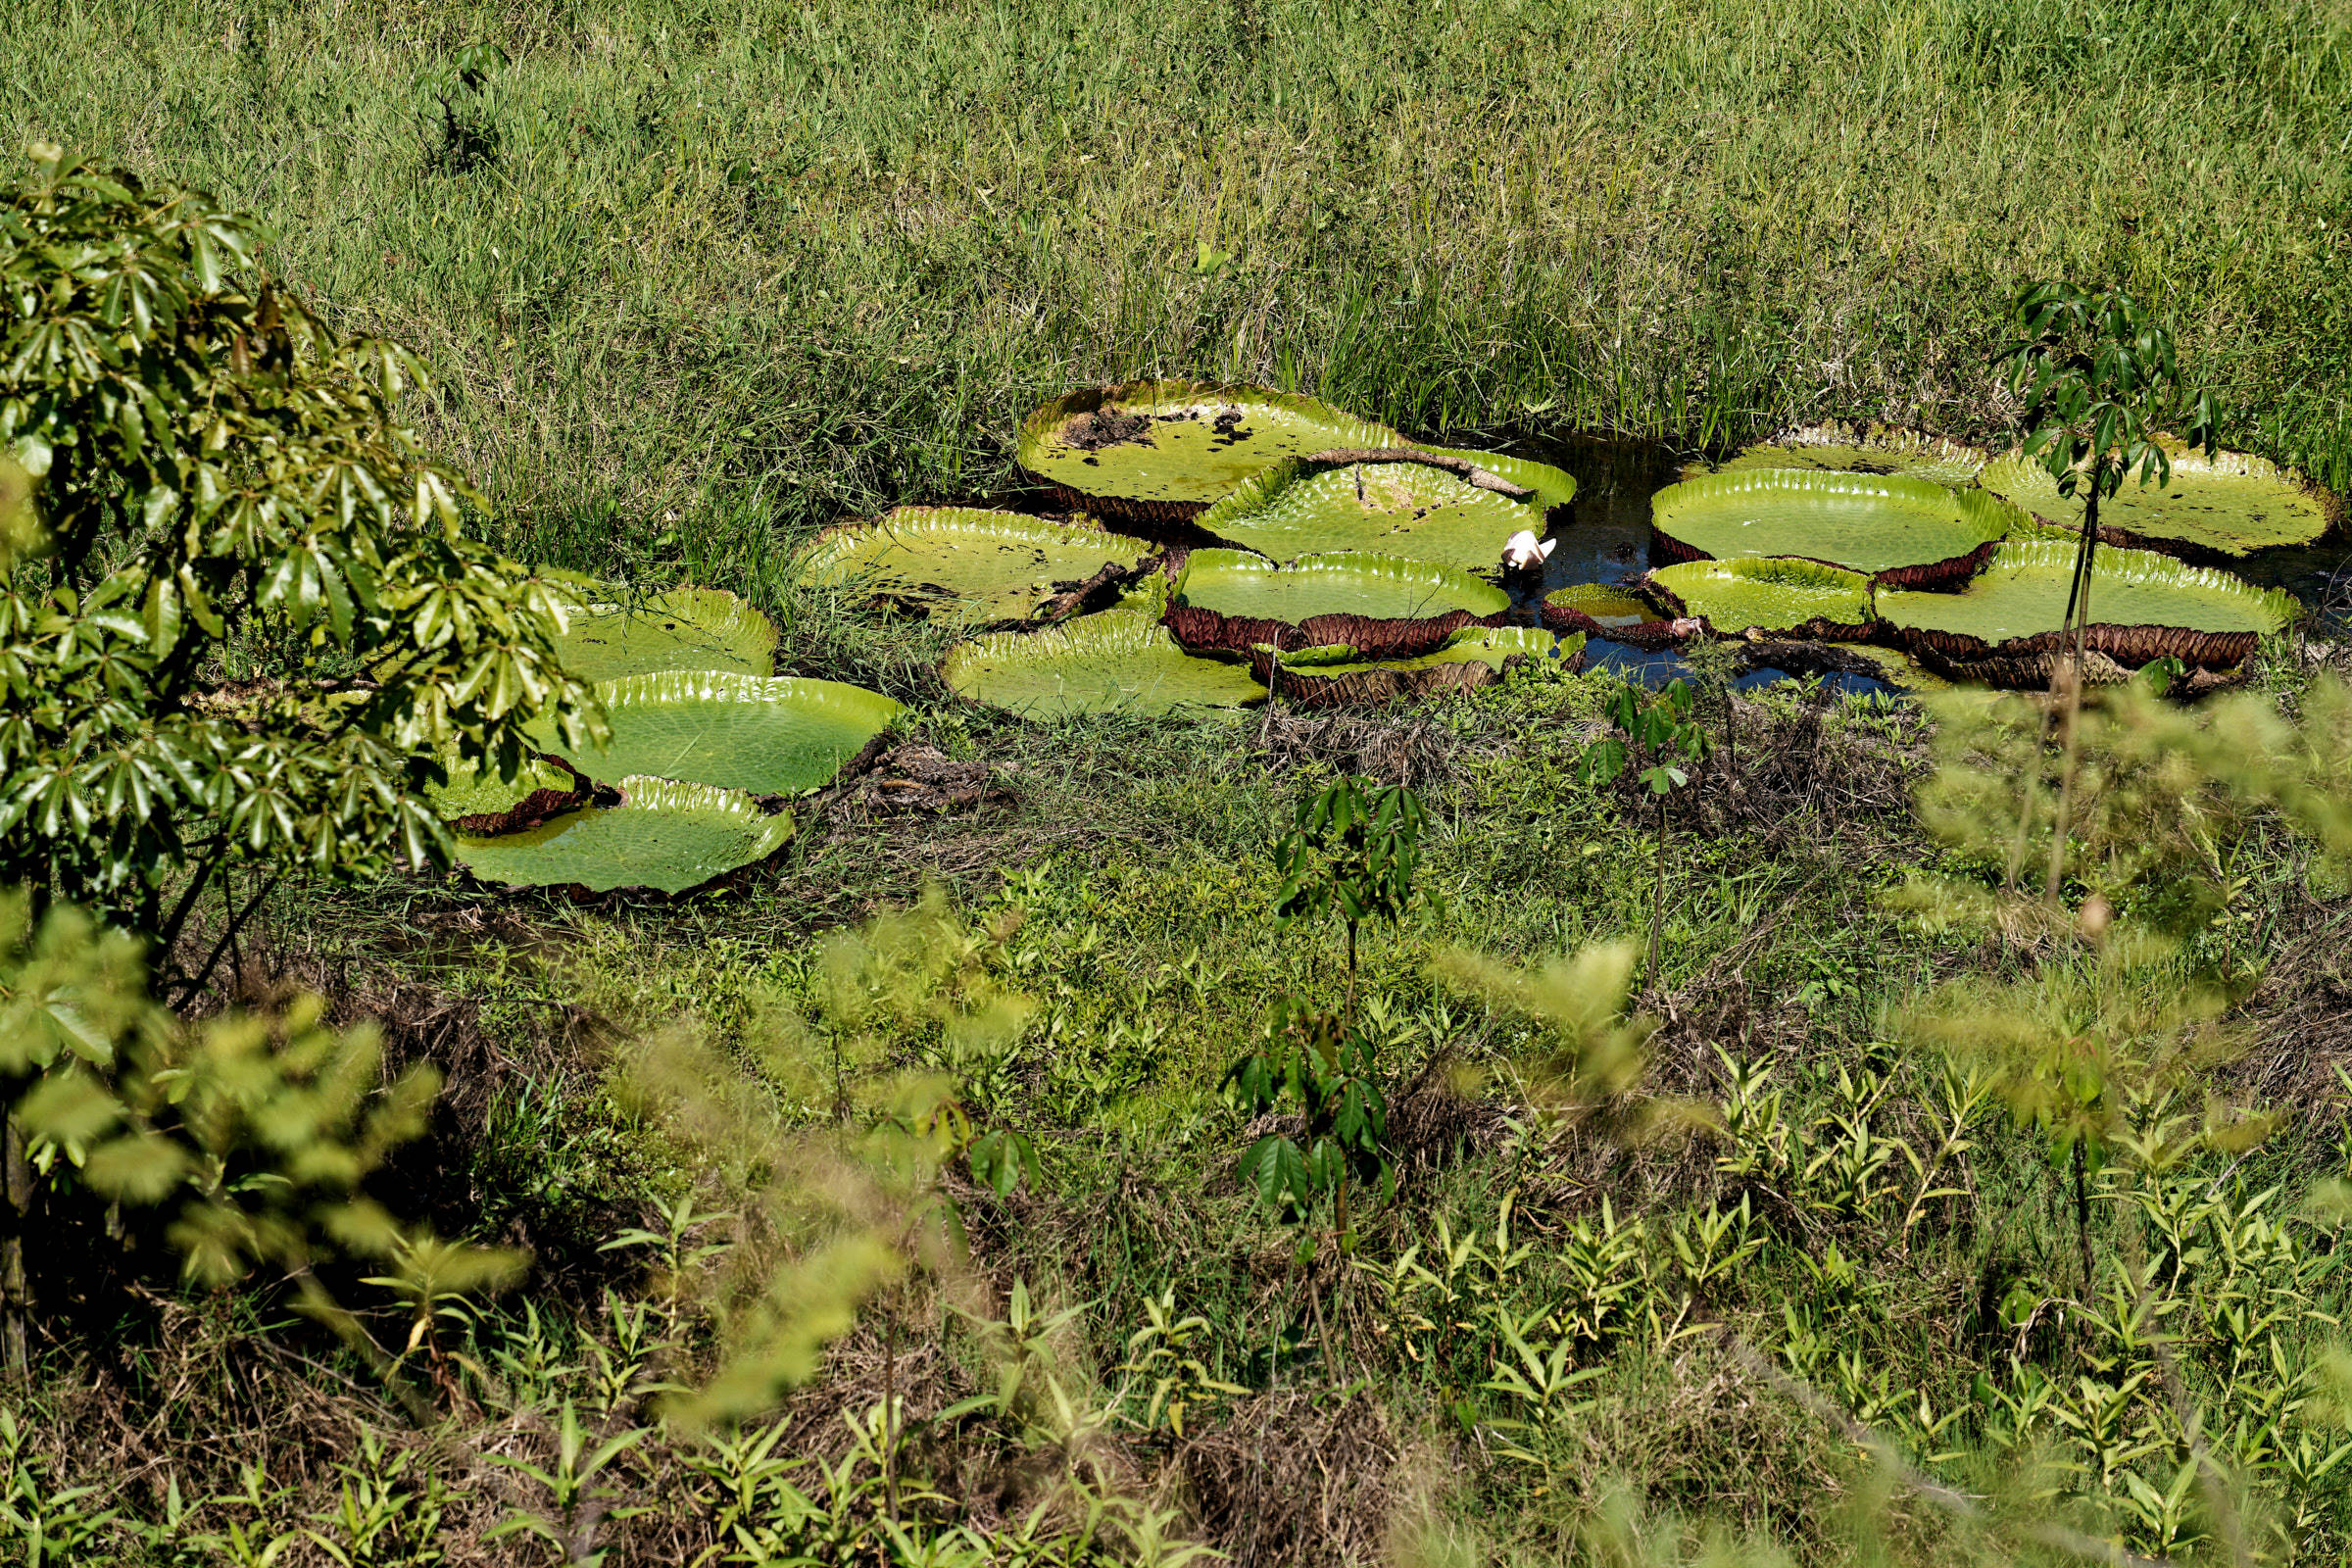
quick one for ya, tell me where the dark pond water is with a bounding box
[1481,433,1901,694]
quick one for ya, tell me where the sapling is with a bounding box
[2000,282,2219,666]
[1271,775,1425,1024]
[1997,282,2218,899]
[1580,679,1711,991]
[1223,776,1425,1259]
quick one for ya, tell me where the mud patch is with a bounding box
[1062,406,1154,451]
[827,743,1012,822]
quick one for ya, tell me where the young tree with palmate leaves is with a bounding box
[0,145,599,1380]
[1999,281,2220,683]
[0,143,601,967]
[1225,777,1426,1258]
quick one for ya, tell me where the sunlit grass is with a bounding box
[8,0,2348,610]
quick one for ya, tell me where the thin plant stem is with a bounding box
[1650,796,1666,992]
[2071,1136,2095,1297]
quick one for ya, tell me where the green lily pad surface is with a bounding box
[1402,444,1579,513]
[1878,540,2295,646]
[1019,383,1396,513]
[1722,425,1987,486]
[1542,583,1663,632]
[1285,625,1564,675]
[1017,382,1576,516]
[797,508,1151,622]
[426,749,578,823]
[1648,558,1874,636]
[1651,470,2015,578]
[1262,627,1577,706]
[554,586,777,682]
[1978,446,2337,557]
[536,671,902,795]
[944,609,1265,717]
[1200,458,1540,574]
[454,778,795,895]
[1175,550,1509,622]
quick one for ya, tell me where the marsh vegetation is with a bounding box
[5,0,2352,1563]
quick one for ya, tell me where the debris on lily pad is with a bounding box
[1017,381,1576,519]
[453,777,796,896]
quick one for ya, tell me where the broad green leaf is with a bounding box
[796,508,1151,622]
[942,609,1265,718]
[453,777,796,895]
[532,671,901,796]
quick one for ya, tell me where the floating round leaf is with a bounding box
[1199,455,1541,575]
[1019,382,1399,519]
[1253,626,1573,707]
[1650,469,2018,587]
[454,777,795,895]
[1398,443,1578,514]
[553,585,777,682]
[1016,381,1576,520]
[426,748,582,831]
[1166,549,1507,656]
[1878,540,2296,669]
[1721,424,1987,486]
[943,610,1265,717]
[536,671,902,795]
[1978,444,2338,558]
[796,508,1152,623]
[1539,583,1682,647]
[1646,557,1875,639]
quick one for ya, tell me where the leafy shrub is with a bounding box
[0,144,596,962]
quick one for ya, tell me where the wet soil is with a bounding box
[1064,407,1155,451]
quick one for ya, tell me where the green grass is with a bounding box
[9,0,2352,606]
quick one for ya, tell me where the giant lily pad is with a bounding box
[1396,444,1579,514]
[1252,626,1574,707]
[1165,549,1507,656]
[1017,382,1577,519]
[1977,444,2339,559]
[426,749,583,831]
[796,508,1152,623]
[1651,470,2018,587]
[943,609,1265,717]
[1646,557,1875,639]
[553,586,777,682]
[1878,539,2296,669]
[1722,424,1988,486]
[454,777,795,895]
[1198,454,1542,575]
[535,671,902,795]
[1540,583,1684,648]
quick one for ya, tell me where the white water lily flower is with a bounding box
[1501,530,1557,570]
